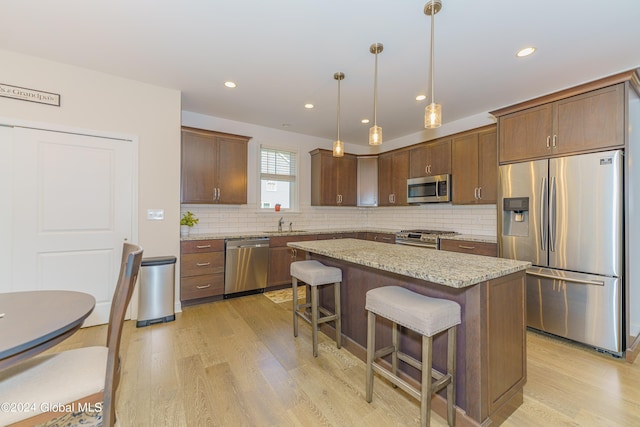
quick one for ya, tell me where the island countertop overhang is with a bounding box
[287,238,530,288]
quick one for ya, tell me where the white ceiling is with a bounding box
[2,0,640,145]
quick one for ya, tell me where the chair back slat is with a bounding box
[103,242,143,427]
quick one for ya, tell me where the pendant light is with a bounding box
[332,72,345,157]
[369,43,383,146]
[424,0,442,129]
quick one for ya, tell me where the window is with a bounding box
[260,146,297,210]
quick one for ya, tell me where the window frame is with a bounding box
[258,145,299,212]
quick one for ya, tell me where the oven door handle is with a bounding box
[395,240,436,249]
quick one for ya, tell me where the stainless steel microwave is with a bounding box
[407,174,451,203]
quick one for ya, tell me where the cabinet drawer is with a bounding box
[181,239,224,254]
[181,274,224,300]
[181,252,224,276]
[440,239,497,257]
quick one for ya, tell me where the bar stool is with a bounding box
[290,260,342,357]
[365,286,461,427]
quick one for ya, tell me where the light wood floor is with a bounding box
[51,294,640,426]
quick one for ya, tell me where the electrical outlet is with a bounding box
[147,209,164,220]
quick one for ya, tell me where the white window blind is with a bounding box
[260,147,297,182]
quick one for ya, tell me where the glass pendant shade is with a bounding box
[424,102,442,128]
[333,139,344,157]
[369,126,382,145]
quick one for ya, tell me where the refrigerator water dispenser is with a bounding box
[503,197,529,237]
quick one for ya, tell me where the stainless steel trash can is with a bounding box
[137,256,176,327]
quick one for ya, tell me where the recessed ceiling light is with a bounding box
[304,103,314,109]
[224,81,237,88]
[416,94,426,101]
[361,119,370,124]
[516,47,536,57]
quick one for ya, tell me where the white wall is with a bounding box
[182,111,497,237]
[0,49,182,312]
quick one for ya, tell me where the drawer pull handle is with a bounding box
[196,245,212,249]
[196,262,211,267]
[196,284,212,289]
[459,245,476,250]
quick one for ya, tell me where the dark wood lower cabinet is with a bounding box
[312,254,526,427]
[180,239,225,305]
[267,235,315,290]
[439,239,497,257]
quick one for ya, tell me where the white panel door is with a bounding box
[5,127,135,326]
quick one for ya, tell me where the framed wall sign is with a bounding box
[0,83,61,106]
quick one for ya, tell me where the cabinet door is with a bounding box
[336,154,357,206]
[311,151,339,206]
[478,130,497,204]
[268,246,295,287]
[181,130,216,203]
[452,134,479,204]
[499,104,553,163]
[392,151,410,205]
[378,153,394,206]
[428,139,452,176]
[217,136,248,204]
[554,84,624,155]
[409,144,428,178]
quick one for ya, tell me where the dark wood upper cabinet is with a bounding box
[498,84,624,164]
[181,127,250,204]
[451,128,497,205]
[409,139,451,178]
[378,150,409,206]
[310,149,357,206]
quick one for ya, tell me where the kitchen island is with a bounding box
[287,238,530,427]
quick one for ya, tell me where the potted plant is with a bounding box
[180,211,199,237]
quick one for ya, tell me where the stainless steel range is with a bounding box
[395,229,459,249]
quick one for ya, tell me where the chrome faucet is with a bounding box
[289,222,293,232]
[278,216,284,232]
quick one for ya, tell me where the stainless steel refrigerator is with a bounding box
[499,150,623,354]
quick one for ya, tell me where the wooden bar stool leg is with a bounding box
[366,310,376,403]
[292,277,299,337]
[334,281,341,349]
[447,326,457,427]
[311,285,319,357]
[391,322,399,380]
[421,335,433,427]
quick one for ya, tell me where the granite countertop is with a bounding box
[287,238,529,289]
[181,228,399,241]
[441,234,497,244]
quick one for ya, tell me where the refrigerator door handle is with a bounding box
[527,270,605,286]
[541,176,548,251]
[549,176,557,252]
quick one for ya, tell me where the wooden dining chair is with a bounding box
[0,242,144,427]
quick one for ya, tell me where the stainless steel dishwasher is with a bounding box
[224,237,270,297]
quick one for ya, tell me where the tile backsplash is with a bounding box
[181,203,497,236]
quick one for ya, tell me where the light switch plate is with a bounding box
[147,209,164,220]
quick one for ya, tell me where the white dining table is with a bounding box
[0,290,95,370]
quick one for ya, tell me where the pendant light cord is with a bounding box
[337,78,341,141]
[430,4,435,105]
[373,49,378,127]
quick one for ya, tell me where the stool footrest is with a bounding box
[372,362,421,401]
[373,345,395,360]
[295,311,339,326]
[397,352,422,372]
[431,371,452,394]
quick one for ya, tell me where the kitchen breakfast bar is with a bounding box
[287,238,531,427]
